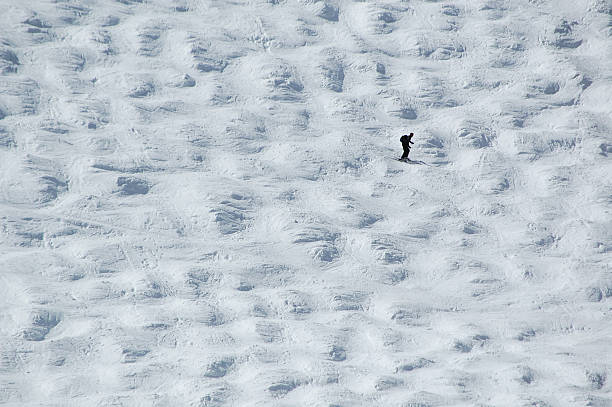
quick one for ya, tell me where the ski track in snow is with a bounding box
[0,0,611,405]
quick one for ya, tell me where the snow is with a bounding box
[0,0,611,405]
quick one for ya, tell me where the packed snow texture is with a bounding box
[1,0,611,405]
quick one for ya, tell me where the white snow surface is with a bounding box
[1,0,611,405]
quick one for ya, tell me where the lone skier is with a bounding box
[400,133,414,160]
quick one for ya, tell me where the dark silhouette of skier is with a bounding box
[400,133,414,160]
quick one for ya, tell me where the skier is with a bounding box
[400,133,414,160]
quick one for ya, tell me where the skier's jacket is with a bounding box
[400,135,413,147]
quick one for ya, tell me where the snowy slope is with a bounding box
[1,0,611,405]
